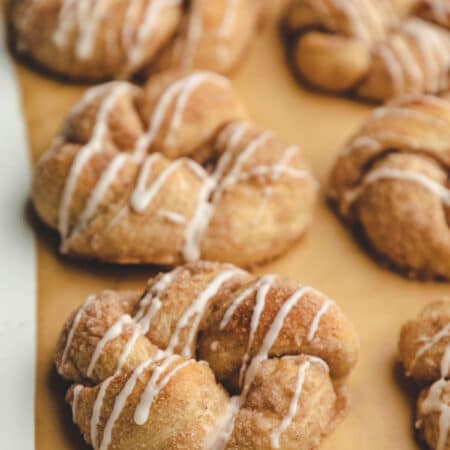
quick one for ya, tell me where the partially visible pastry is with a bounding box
[282,0,450,102]
[9,0,265,81]
[399,300,450,450]
[55,261,359,450]
[328,92,450,279]
[414,0,450,29]
[32,70,318,266]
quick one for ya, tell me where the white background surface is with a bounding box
[0,14,36,448]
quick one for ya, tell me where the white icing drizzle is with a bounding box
[62,153,130,252]
[411,324,450,373]
[53,1,86,49]
[414,322,450,450]
[212,285,318,450]
[77,1,110,60]
[134,356,194,425]
[390,35,423,92]
[117,327,141,371]
[220,132,273,189]
[235,146,312,184]
[71,385,83,422]
[125,0,182,67]
[54,70,307,264]
[270,360,311,449]
[165,269,240,357]
[82,268,334,450]
[181,122,252,262]
[403,19,450,92]
[377,44,404,96]
[216,0,240,63]
[131,72,230,159]
[341,135,380,155]
[218,0,240,38]
[220,280,264,330]
[421,379,450,450]
[58,82,132,249]
[135,269,181,334]
[90,376,114,448]
[238,275,276,386]
[54,0,183,65]
[164,72,228,146]
[359,0,389,40]
[57,72,230,255]
[87,314,134,378]
[307,299,333,342]
[157,209,186,225]
[181,0,205,69]
[329,0,372,43]
[182,176,216,262]
[131,156,182,213]
[346,168,450,207]
[99,358,154,450]
[182,130,275,259]
[61,296,95,367]
[89,354,195,449]
[53,0,109,60]
[372,105,450,129]
[442,345,450,379]
[376,18,450,97]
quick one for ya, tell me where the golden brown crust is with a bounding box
[399,300,450,450]
[9,0,264,81]
[32,70,318,267]
[282,0,450,101]
[328,93,450,279]
[56,261,359,450]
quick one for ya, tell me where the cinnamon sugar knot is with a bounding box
[55,261,359,450]
[9,0,266,81]
[32,70,318,266]
[400,300,450,450]
[282,0,450,101]
[328,93,450,280]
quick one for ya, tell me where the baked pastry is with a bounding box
[55,261,359,450]
[9,0,265,81]
[328,92,450,279]
[414,0,450,29]
[399,300,450,450]
[282,0,450,101]
[32,70,318,266]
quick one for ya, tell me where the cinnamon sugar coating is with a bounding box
[9,0,265,81]
[32,70,318,266]
[282,0,450,102]
[328,93,450,279]
[56,261,359,450]
[400,300,450,450]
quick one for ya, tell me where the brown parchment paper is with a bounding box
[7,4,450,449]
